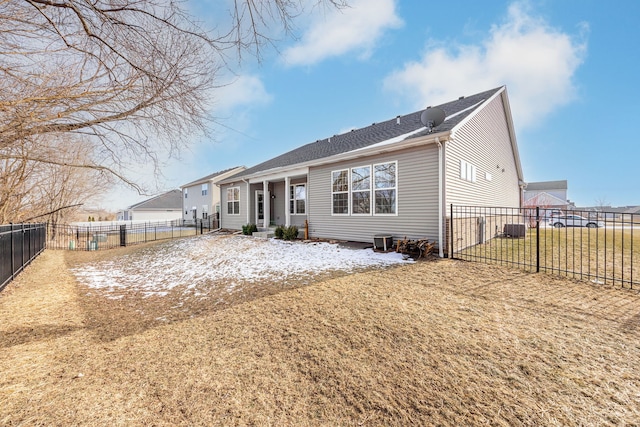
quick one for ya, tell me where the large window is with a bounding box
[331,161,397,215]
[290,184,306,214]
[351,166,371,214]
[331,170,349,214]
[201,183,208,196]
[226,187,240,215]
[374,162,397,214]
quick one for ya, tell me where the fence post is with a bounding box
[536,206,540,273]
[119,224,127,247]
[10,223,15,280]
[450,204,454,259]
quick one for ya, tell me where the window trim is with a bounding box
[330,161,398,217]
[331,169,349,216]
[460,159,477,183]
[373,161,398,216]
[350,165,372,216]
[289,183,307,215]
[226,187,240,216]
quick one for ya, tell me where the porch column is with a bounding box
[285,176,291,227]
[263,180,270,227]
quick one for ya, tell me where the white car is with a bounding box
[550,214,604,228]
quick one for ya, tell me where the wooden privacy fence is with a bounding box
[0,223,46,292]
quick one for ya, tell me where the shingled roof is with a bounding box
[225,87,504,180]
[181,166,245,188]
[128,189,182,210]
[525,180,568,191]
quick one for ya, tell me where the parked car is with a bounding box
[550,214,604,228]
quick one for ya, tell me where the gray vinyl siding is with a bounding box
[308,145,439,243]
[182,183,212,221]
[219,182,248,230]
[445,95,520,208]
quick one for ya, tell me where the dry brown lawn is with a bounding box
[1,242,640,426]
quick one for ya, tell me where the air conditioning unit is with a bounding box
[373,234,394,251]
[503,223,526,238]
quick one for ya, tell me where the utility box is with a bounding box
[503,223,526,238]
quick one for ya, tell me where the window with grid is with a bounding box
[374,162,397,214]
[289,184,306,214]
[331,170,349,214]
[351,166,371,214]
[226,187,240,215]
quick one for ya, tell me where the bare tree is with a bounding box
[0,135,110,224]
[0,0,347,222]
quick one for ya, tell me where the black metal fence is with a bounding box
[450,205,638,289]
[0,223,46,292]
[46,217,219,251]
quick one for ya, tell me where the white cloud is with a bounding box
[211,74,272,113]
[282,0,403,66]
[383,2,587,129]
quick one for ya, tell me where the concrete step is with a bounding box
[252,231,275,239]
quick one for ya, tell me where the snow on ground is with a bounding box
[71,234,412,298]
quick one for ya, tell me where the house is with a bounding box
[118,189,183,221]
[523,180,573,214]
[180,166,246,223]
[218,86,524,256]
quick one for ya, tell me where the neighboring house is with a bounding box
[523,180,572,212]
[218,86,524,256]
[180,166,246,223]
[118,189,183,221]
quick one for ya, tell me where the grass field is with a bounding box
[457,227,640,288]
[2,238,640,426]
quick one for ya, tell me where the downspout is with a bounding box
[436,137,444,258]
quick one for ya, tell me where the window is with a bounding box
[290,184,306,214]
[351,166,371,214]
[202,205,208,219]
[184,189,188,199]
[331,170,349,214]
[460,159,477,183]
[331,162,398,216]
[201,184,208,196]
[374,162,397,214]
[226,187,240,215]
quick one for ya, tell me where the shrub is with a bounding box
[282,225,299,241]
[242,223,258,235]
[274,225,285,239]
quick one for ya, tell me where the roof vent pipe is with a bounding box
[396,115,401,125]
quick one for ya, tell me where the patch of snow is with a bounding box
[71,235,412,298]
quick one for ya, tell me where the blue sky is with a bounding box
[107,0,639,209]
